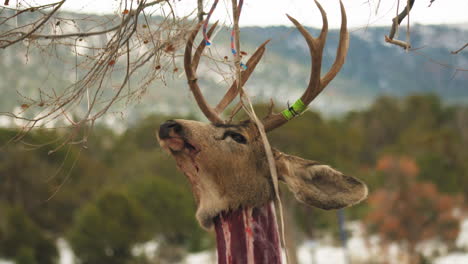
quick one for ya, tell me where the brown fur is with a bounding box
[158,119,367,229]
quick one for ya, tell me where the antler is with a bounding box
[262,0,349,132]
[184,21,269,123]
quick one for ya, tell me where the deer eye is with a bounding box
[223,131,247,144]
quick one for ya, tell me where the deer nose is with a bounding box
[159,120,182,139]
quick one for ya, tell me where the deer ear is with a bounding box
[274,150,368,210]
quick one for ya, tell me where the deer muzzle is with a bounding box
[158,120,199,155]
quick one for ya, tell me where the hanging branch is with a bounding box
[0,0,167,44]
[197,0,205,22]
[229,0,290,262]
[0,0,194,150]
[385,0,415,49]
[0,0,65,49]
[451,42,468,54]
[231,0,242,95]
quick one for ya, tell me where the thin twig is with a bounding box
[451,42,468,54]
[384,0,415,49]
[197,0,205,22]
[0,0,194,151]
[405,0,410,52]
[411,50,468,72]
[0,0,65,49]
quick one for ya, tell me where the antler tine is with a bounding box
[184,22,224,124]
[321,1,349,88]
[263,0,349,132]
[287,4,327,106]
[316,0,328,42]
[214,39,270,114]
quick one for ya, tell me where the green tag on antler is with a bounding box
[281,99,306,120]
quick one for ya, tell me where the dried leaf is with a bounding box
[164,44,175,53]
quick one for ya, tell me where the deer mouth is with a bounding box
[183,140,200,156]
[161,136,200,156]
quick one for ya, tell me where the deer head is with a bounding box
[158,1,367,230]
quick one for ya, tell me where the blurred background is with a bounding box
[1,98,468,264]
[1,0,468,263]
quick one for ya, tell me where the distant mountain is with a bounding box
[1,12,467,120]
[236,23,468,114]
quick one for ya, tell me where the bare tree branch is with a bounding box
[197,0,205,22]
[0,0,195,150]
[411,50,468,72]
[385,0,415,49]
[451,42,468,54]
[1,0,167,42]
[0,0,65,49]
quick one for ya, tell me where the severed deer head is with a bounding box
[158,1,367,231]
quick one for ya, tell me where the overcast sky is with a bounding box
[3,0,468,28]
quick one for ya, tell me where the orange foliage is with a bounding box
[376,155,419,177]
[376,155,393,171]
[399,156,419,176]
[366,155,461,251]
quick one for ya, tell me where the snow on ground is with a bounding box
[297,241,347,264]
[57,238,74,264]
[132,241,159,260]
[3,219,468,264]
[183,245,350,264]
[184,251,216,264]
[434,253,468,264]
[456,219,468,249]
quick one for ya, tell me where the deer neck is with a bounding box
[213,201,282,264]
